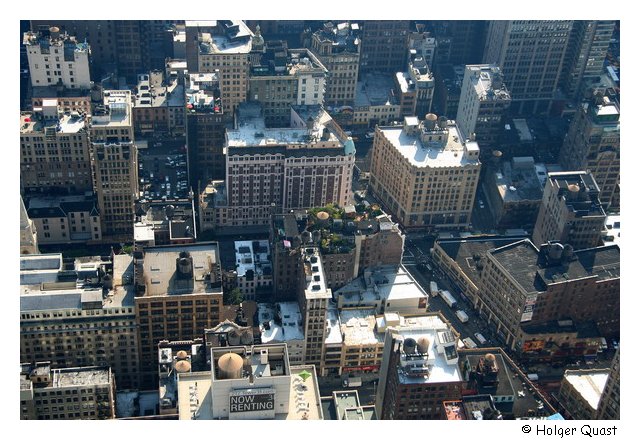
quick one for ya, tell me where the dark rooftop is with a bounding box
[436,236,526,286]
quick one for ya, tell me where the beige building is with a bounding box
[369,114,481,230]
[352,73,401,128]
[532,171,606,250]
[557,369,610,420]
[20,362,115,420]
[20,100,93,194]
[23,28,91,90]
[20,253,139,389]
[90,90,139,240]
[213,104,355,229]
[176,344,323,420]
[25,194,101,245]
[187,20,253,118]
[134,243,224,389]
[309,22,360,107]
[558,91,620,209]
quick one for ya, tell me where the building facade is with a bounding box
[20,101,93,194]
[532,171,606,250]
[90,90,138,241]
[483,20,572,114]
[558,91,620,209]
[456,64,511,149]
[369,115,481,230]
[20,363,116,420]
[20,253,140,389]
[309,22,360,107]
[359,20,410,74]
[24,28,91,90]
[133,243,223,389]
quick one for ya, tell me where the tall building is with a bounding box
[558,91,620,209]
[359,20,410,74]
[176,344,323,419]
[249,44,327,127]
[90,90,138,241]
[20,253,140,389]
[532,171,606,250]
[185,72,226,187]
[375,314,463,420]
[405,57,435,117]
[309,22,360,107]
[216,104,355,229]
[20,196,39,255]
[563,21,616,101]
[431,21,487,67]
[23,27,91,90]
[20,363,116,420]
[133,243,223,389]
[186,20,253,117]
[20,101,93,194]
[30,20,117,80]
[597,348,620,420]
[557,368,610,420]
[474,239,619,350]
[234,240,273,301]
[297,247,332,370]
[483,20,572,114]
[407,24,436,68]
[369,115,481,230]
[456,65,511,149]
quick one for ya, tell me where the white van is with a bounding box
[463,337,477,349]
[474,332,487,345]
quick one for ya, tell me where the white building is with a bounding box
[24,28,91,90]
[258,302,304,365]
[176,344,323,420]
[334,265,429,315]
[456,65,511,146]
[234,240,272,301]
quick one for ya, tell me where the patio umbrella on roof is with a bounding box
[298,370,311,382]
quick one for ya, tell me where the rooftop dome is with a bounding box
[175,360,191,373]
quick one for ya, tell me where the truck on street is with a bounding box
[440,290,457,309]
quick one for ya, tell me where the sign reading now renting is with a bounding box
[229,389,275,413]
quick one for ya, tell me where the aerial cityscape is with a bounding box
[19,19,620,421]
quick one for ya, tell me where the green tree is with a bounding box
[224,287,244,305]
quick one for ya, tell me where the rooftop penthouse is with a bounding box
[23,28,89,55]
[91,90,132,127]
[193,20,253,55]
[186,73,223,114]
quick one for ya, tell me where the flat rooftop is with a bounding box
[51,367,111,388]
[141,243,221,296]
[20,111,88,134]
[197,21,253,55]
[335,265,428,307]
[564,369,609,411]
[20,284,135,312]
[490,240,620,294]
[495,158,544,203]
[340,309,384,346]
[392,316,462,385]
[258,302,304,343]
[177,366,322,420]
[436,236,526,287]
[91,90,132,127]
[302,247,331,300]
[325,307,343,345]
[355,73,397,107]
[465,65,511,101]
[378,122,479,168]
[235,240,271,277]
